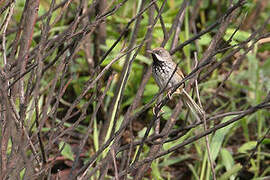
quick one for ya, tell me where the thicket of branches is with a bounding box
[0,0,270,179]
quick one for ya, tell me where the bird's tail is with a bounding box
[181,89,205,120]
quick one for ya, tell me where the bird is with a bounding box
[148,47,204,119]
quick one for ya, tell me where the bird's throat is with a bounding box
[152,54,164,66]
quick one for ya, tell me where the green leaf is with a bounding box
[238,141,257,154]
[59,141,74,161]
[221,148,235,180]
[93,117,99,152]
[163,129,194,151]
[224,28,251,44]
[262,138,270,145]
[261,58,270,76]
[152,160,163,180]
[122,96,134,108]
[20,168,25,179]
[161,106,172,120]
[160,154,191,167]
[218,163,242,180]
[210,116,236,161]
[187,163,200,180]
[137,127,154,138]
[144,84,159,96]
[136,54,151,65]
[221,148,234,170]
[198,34,212,45]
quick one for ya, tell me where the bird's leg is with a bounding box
[167,88,182,99]
[167,89,174,100]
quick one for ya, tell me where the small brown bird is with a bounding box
[148,47,204,119]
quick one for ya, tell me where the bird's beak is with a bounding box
[147,49,153,54]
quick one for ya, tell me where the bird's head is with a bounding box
[147,47,172,62]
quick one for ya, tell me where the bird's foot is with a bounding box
[167,90,174,100]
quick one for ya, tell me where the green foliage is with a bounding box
[59,141,74,161]
[238,141,257,154]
